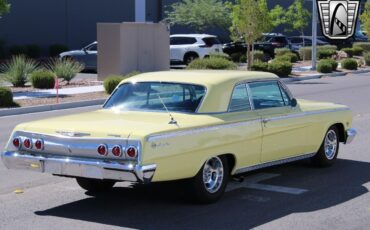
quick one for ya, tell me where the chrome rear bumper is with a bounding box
[1,151,156,183]
[345,128,357,144]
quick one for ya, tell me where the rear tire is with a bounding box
[76,178,115,193]
[188,156,229,204]
[184,53,199,65]
[311,126,339,167]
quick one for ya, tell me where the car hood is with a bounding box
[14,109,224,141]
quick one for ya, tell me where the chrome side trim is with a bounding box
[146,119,261,142]
[345,128,357,144]
[234,152,316,175]
[263,108,350,122]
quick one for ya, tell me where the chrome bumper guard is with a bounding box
[1,151,156,183]
[345,128,357,144]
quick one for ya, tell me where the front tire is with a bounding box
[76,178,115,193]
[189,156,229,204]
[311,126,339,167]
[184,53,199,65]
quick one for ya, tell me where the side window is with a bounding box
[279,83,291,106]
[229,84,251,112]
[248,81,287,109]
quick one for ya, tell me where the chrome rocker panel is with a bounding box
[1,151,156,183]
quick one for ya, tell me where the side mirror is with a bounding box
[291,98,298,107]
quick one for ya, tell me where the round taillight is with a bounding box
[112,145,122,157]
[24,138,32,149]
[35,139,44,150]
[97,144,108,156]
[126,146,137,158]
[13,137,21,148]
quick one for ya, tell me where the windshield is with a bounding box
[103,82,206,113]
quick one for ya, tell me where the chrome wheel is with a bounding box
[202,156,224,193]
[324,130,338,160]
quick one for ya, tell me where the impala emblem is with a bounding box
[317,0,360,39]
[56,131,91,137]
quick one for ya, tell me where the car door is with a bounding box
[247,80,311,163]
[83,43,97,69]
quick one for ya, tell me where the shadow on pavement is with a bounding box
[35,159,370,229]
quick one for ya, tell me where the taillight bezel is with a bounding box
[126,146,138,159]
[111,145,123,157]
[97,144,108,156]
[23,138,32,149]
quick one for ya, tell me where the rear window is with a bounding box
[170,37,197,45]
[104,82,206,113]
[202,37,221,47]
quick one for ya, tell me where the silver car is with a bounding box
[59,42,97,71]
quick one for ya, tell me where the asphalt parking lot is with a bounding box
[0,73,369,230]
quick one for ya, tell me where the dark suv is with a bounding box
[223,33,290,60]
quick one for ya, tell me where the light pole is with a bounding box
[311,0,318,70]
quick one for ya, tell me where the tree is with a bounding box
[229,0,283,70]
[360,2,370,36]
[165,0,231,32]
[0,0,10,17]
[284,0,311,48]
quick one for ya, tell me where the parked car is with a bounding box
[318,31,369,49]
[170,34,223,65]
[223,33,290,60]
[59,41,97,71]
[2,71,356,203]
[289,36,329,52]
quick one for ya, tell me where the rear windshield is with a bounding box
[202,37,221,46]
[104,82,206,113]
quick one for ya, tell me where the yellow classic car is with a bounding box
[2,71,356,203]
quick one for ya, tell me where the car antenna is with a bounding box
[157,94,178,125]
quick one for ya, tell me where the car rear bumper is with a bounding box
[1,151,156,183]
[345,128,357,144]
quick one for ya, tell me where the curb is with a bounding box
[281,74,322,83]
[0,99,106,117]
[348,68,370,74]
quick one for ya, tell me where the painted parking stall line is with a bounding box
[227,173,308,195]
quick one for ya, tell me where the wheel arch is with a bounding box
[183,51,199,60]
[329,122,346,143]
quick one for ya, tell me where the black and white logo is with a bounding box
[317,0,360,39]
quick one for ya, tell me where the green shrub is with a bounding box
[49,44,69,57]
[317,60,333,73]
[209,52,231,60]
[48,58,84,84]
[30,70,55,89]
[321,59,338,71]
[341,58,358,70]
[353,42,370,53]
[275,52,298,63]
[318,49,336,59]
[0,87,14,107]
[341,48,354,58]
[320,45,338,51]
[239,54,247,63]
[187,57,237,70]
[251,61,268,71]
[9,45,27,56]
[253,50,265,62]
[0,55,39,87]
[299,47,312,60]
[25,44,41,59]
[364,52,370,66]
[230,53,242,62]
[104,75,124,94]
[275,48,291,56]
[352,46,363,56]
[267,61,292,77]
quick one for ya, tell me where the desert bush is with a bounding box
[30,70,55,89]
[275,52,298,63]
[341,48,354,58]
[251,61,268,71]
[364,52,370,66]
[352,46,363,56]
[209,52,231,60]
[317,60,333,73]
[49,44,69,57]
[321,59,338,71]
[267,60,292,77]
[299,47,312,61]
[104,75,125,94]
[0,87,14,107]
[48,58,84,84]
[253,50,265,62]
[187,57,237,70]
[275,48,291,57]
[299,45,338,60]
[341,58,358,70]
[0,55,39,87]
[353,42,370,53]
[318,49,336,59]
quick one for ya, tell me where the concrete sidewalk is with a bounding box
[13,85,104,100]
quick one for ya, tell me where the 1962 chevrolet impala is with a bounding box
[1,71,356,203]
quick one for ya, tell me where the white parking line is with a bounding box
[227,173,308,195]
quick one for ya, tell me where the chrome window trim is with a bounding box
[234,152,317,175]
[227,83,253,112]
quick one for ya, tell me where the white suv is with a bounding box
[170,34,223,65]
